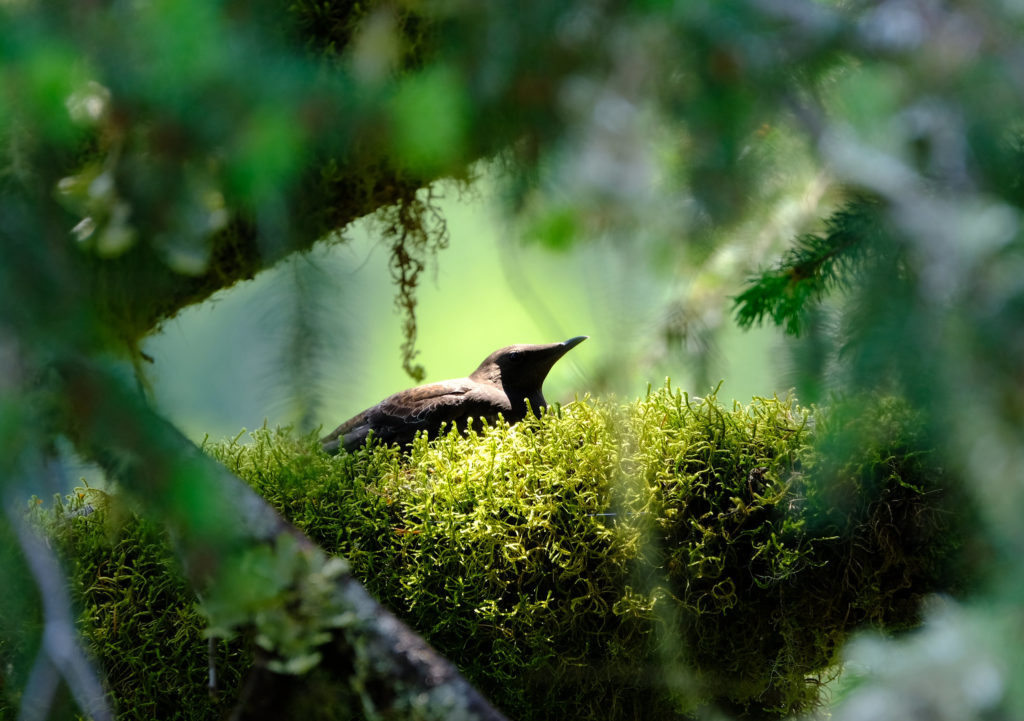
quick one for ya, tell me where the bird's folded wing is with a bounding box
[372,380,509,427]
[321,379,511,449]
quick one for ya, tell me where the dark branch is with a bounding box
[54,357,510,721]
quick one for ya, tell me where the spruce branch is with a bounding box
[733,199,890,335]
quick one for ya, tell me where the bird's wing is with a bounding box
[371,379,510,429]
[321,379,511,452]
[320,382,464,443]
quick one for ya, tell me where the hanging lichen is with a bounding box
[379,187,450,382]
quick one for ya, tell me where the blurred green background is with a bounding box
[143,175,788,443]
[9,0,1024,718]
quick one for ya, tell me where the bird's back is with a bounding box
[321,378,511,453]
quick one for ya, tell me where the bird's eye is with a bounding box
[508,351,521,361]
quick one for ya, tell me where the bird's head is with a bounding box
[470,336,587,393]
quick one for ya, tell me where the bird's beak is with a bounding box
[561,336,588,350]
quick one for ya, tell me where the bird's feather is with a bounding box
[322,379,510,452]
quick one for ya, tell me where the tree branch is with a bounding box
[54,356,510,721]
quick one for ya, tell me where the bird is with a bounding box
[320,336,588,454]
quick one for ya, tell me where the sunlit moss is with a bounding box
[15,386,977,720]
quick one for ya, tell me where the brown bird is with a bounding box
[321,336,587,454]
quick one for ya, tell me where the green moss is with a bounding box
[7,492,250,721]
[7,386,978,720]
[211,386,975,718]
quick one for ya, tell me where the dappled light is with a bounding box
[3,0,1024,719]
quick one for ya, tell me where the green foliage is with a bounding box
[389,65,471,176]
[13,386,974,720]
[7,491,249,721]
[199,533,351,675]
[4,0,1024,718]
[0,0,461,368]
[733,199,896,336]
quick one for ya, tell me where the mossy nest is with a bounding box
[8,385,978,720]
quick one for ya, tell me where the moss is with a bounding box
[214,387,977,718]
[7,492,250,721]
[7,386,978,720]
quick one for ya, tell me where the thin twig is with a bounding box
[6,484,115,721]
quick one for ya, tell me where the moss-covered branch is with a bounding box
[45,357,510,721]
[19,384,978,720]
